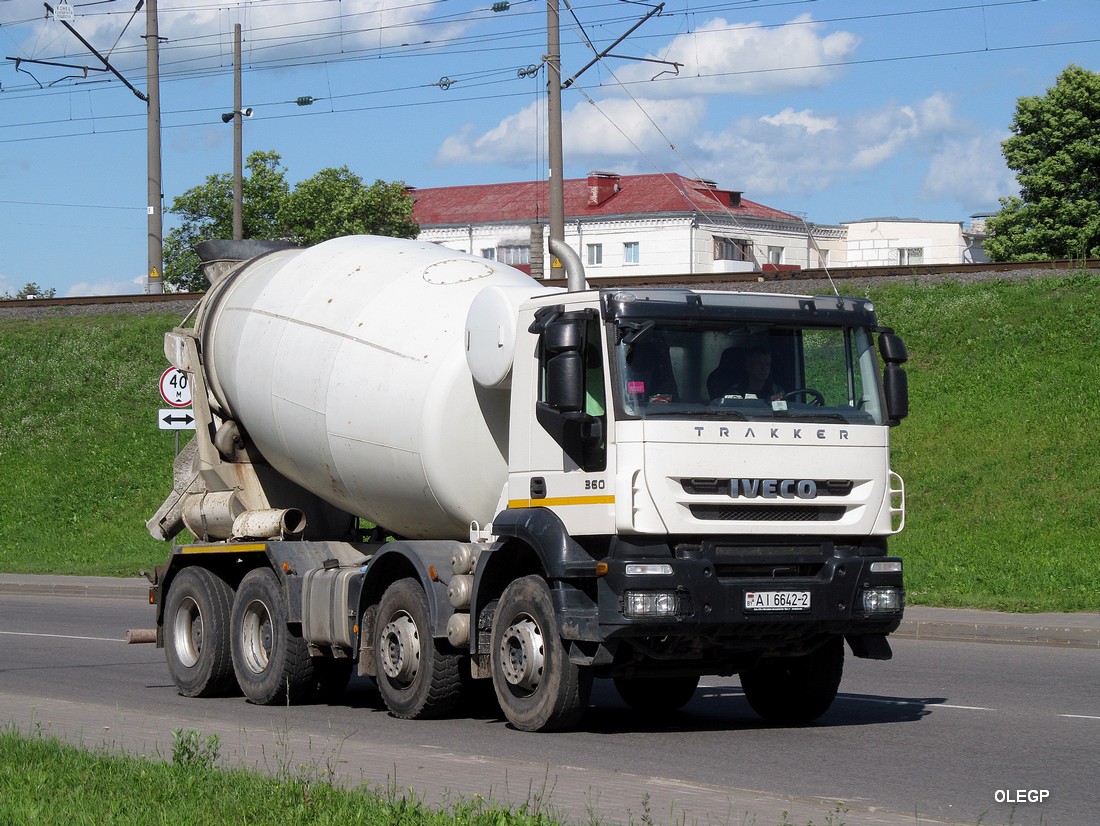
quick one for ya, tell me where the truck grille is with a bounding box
[681,478,853,496]
[689,504,846,522]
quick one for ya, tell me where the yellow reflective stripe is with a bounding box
[178,543,267,554]
[508,495,615,509]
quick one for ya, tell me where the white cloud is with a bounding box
[611,14,860,97]
[760,108,837,134]
[64,274,146,297]
[7,0,462,76]
[688,94,966,198]
[923,133,1017,207]
[436,96,705,169]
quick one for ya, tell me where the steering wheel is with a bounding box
[783,387,825,405]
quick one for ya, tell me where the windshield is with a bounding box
[612,320,885,425]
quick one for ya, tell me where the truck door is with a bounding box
[507,308,616,535]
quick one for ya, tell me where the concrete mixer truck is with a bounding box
[146,234,909,732]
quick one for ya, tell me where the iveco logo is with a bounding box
[731,479,818,499]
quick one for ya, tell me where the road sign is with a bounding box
[158,409,196,430]
[159,367,192,407]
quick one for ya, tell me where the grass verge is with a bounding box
[0,727,565,826]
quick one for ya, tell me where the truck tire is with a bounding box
[164,566,237,697]
[230,567,315,705]
[374,578,463,719]
[739,636,844,724]
[613,675,700,714]
[491,575,592,732]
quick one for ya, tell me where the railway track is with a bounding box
[2,258,1095,318]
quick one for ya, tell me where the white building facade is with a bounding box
[413,173,846,279]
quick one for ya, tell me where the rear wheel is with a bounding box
[491,576,591,732]
[374,578,463,719]
[230,567,315,705]
[613,675,700,714]
[739,637,844,724]
[164,566,236,697]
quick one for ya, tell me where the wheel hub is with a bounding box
[499,616,545,692]
[380,612,421,683]
[240,598,273,675]
[172,596,202,668]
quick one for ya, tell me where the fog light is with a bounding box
[622,591,679,618]
[625,563,673,576]
[862,587,902,613]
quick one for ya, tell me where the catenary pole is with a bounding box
[546,0,564,253]
[146,0,163,294]
[232,23,243,241]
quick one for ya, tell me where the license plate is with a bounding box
[744,590,811,612]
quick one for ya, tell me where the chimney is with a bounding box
[588,171,621,207]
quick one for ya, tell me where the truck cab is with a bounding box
[482,287,908,726]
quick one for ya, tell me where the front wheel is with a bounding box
[739,637,844,724]
[491,576,592,732]
[230,567,315,705]
[373,578,463,719]
[164,566,237,697]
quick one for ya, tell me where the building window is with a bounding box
[714,237,751,261]
[481,248,496,261]
[623,241,640,265]
[768,246,783,266]
[498,245,529,265]
[587,244,603,266]
[898,247,924,265]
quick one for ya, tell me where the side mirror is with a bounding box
[545,350,584,412]
[879,332,908,364]
[542,317,586,412]
[884,362,908,424]
[536,314,604,470]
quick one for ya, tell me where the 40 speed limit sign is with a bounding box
[159,367,192,408]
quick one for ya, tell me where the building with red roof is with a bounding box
[411,171,844,279]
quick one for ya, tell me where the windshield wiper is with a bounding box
[643,409,747,421]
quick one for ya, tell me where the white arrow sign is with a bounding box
[158,408,196,430]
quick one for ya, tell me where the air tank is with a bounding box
[193,235,545,540]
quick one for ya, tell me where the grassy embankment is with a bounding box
[0,273,1097,611]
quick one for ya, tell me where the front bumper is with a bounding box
[557,550,904,652]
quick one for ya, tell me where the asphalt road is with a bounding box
[1,591,1096,826]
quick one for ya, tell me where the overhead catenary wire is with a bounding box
[0,0,1060,97]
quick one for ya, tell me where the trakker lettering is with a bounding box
[693,426,850,441]
[731,479,818,499]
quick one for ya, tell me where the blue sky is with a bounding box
[1,0,1096,297]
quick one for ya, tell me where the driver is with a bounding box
[723,348,784,401]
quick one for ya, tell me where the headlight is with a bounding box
[622,591,680,618]
[862,586,903,613]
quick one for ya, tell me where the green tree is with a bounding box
[162,153,418,292]
[1,282,57,300]
[278,168,419,246]
[163,150,290,291]
[985,65,1100,262]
